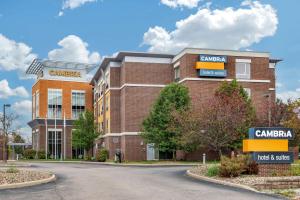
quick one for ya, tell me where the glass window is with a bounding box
[48,89,62,119]
[36,91,39,118]
[72,91,85,119]
[174,67,180,81]
[32,94,36,119]
[106,96,109,111]
[48,131,62,159]
[236,62,250,79]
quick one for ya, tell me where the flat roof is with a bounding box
[26,59,97,75]
[91,48,282,84]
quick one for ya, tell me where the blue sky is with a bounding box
[0,0,299,140]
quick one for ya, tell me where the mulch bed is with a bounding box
[0,169,52,185]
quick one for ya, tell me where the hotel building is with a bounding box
[91,48,280,161]
[27,60,94,159]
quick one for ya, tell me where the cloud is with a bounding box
[276,82,283,88]
[160,0,201,9]
[277,89,300,103]
[0,34,37,72]
[48,35,101,64]
[143,0,278,53]
[0,80,29,99]
[12,100,32,117]
[59,0,97,16]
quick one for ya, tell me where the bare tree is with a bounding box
[0,113,18,162]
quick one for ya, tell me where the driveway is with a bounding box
[0,163,283,200]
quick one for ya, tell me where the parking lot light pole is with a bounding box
[2,104,11,162]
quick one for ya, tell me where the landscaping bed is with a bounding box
[0,168,52,185]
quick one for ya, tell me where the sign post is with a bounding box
[243,127,294,176]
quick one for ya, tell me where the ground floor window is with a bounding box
[48,131,62,159]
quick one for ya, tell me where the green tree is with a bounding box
[141,83,190,158]
[72,110,100,157]
[282,99,300,147]
[12,133,25,155]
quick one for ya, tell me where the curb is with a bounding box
[0,174,56,190]
[21,160,199,167]
[186,170,263,193]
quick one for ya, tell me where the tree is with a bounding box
[12,132,25,155]
[141,83,190,158]
[282,99,300,147]
[0,113,18,162]
[174,80,256,158]
[72,110,100,157]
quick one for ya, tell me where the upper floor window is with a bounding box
[236,60,251,79]
[35,91,39,118]
[72,90,85,119]
[48,89,62,119]
[174,66,180,81]
[32,94,36,119]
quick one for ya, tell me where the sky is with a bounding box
[0,0,299,140]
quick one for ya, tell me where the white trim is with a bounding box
[236,59,251,63]
[174,61,180,68]
[48,128,62,132]
[173,48,269,63]
[178,77,270,83]
[38,77,90,83]
[269,88,275,91]
[269,63,276,69]
[108,61,121,68]
[110,83,166,91]
[71,90,85,93]
[124,56,172,64]
[101,132,140,138]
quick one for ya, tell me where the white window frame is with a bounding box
[71,90,86,119]
[174,66,180,81]
[47,88,63,119]
[235,60,251,80]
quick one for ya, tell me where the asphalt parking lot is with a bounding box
[0,163,283,200]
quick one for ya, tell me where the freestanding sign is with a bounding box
[243,127,294,164]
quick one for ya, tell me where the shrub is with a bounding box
[244,159,259,175]
[38,150,46,159]
[206,165,219,177]
[219,155,247,177]
[84,155,92,161]
[23,149,36,159]
[96,149,109,162]
[6,166,19,173]
[291,165,300,176]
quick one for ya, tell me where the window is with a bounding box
[35,91,39,118]
[236,62,250,79]
[48,130,62,159]
[72,91,85,119]
[174,66,180,81]
[48,89,62,119]
[105,73,110,89]
[32,94,36,119]
[106,96,109,111]
[106,119,109,130]
[244,88,251,98]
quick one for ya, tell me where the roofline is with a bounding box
[90,51,174,84]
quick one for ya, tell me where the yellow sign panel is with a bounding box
[49,70,81,78]
[243,139,288,152]
[195,62,225,70]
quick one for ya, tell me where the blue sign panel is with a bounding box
[199,55,227,63]
[252,152,294,164]
[199,69,227,77]
[249,127,294,140]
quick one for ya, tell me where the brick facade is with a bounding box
[91,49,280,161]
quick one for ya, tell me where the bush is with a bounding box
[96,149,109,162]
[6,166,19,173]
[38,150,46,159]
[206,165,219,177]
[23,149,36,159]
[291,165,300,176]
[244,159,258,175]
[219,155,247,177]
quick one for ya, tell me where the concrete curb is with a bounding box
[24,160,199,167]
[186,170,263,193]
[0,174,56,190]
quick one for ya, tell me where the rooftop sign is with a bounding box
[199,55,227,63]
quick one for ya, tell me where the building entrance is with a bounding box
[48,130,62,159]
